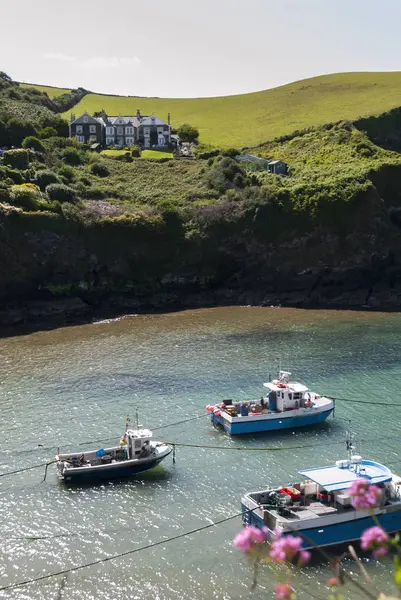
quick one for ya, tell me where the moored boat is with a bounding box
[56,422,172,483]
[241,454,401,550]
[206,370,334,435]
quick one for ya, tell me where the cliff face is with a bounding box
[1,173,401,330]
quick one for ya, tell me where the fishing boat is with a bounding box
[241,452,401,550]
[56,418,172,483]
[206,370,334,435]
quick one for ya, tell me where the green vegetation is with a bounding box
[101,149,173,160]
[20,84,71,98]
[4,71,401,309]
[141,150,173,159]
[20,71,399,147]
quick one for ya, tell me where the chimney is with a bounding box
[70,112,75,123]
[136,108,141,119]
[168,112,171,127]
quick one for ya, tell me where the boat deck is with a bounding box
[271,502,346,522]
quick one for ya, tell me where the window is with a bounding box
[144,127,150,135]
[126,137,134,144]
[117,127,123,135]
[125,127,133,134]
[83,116,88,123]
[157,127,163,134]
[106,137,114,145]
[119,118,124,124]
[89,125,96,133]
[89,135,97,141]
[106,127,114,135]
[76,125,83,133]
[77,135,85,143]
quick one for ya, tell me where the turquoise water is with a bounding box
[0,307,401,599]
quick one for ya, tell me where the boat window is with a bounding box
[135,440,142,448]
[288,393,292,400]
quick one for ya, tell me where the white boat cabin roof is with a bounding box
[126,428,153,439]
[298,459,392,493]
[263,381,308,393]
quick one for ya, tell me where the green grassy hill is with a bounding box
[38,71,401,147]
[20,84,70,98]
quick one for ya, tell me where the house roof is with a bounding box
[70,112,100,125]
[140,115,169,126]
[268,160,286,165]
[106,116,140,127]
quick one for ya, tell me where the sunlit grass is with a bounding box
[24,71,401,147]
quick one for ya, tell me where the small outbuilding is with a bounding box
[268,160,288,175]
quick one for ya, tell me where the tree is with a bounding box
[22,136,45,152]
[0,72,12,84]
[177,123,199,143]
[39,127,58,139]
[6,119,37,147]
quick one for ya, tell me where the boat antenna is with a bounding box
[125,414,130,432]
[346,421,355,460]
[135,408,139,429]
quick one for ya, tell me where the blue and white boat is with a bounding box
[56,425,172,483]
[206,371,334,435]
[241,455,401,550]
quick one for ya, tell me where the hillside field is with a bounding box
[20,84,71,97]
[27,71,401,147]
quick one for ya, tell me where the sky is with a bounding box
[3,0,401,98]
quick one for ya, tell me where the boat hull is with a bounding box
[241,503,401,550]
[59,451,172,484]
[211,408,333,434]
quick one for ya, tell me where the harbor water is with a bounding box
[1,306,401,599]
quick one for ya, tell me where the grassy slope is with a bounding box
[101,149,173,159]
[20,84,70,97]
[44,71,401,147]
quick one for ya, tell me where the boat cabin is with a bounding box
[121,428,153,460]
[263,371,310,412]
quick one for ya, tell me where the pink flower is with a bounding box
[360,526,390,558]
[233,525,268,553]
[348,479,382,509]
[327,577,339,587]
[298,549,311,566]
[270,533,310,565]
[275,583,293,599]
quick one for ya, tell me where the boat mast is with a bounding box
[346,421,355,460]
[135,408,139,429]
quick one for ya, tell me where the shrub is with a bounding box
[60,147,83,166]
[90,162,110,177]
[4,168,23,184]
[61,202,82,221]
[177,123,199,143]
[3,149,29,170]
[36,170,61,191]
[38,127,58,139]
[22,136,45,152]
[0,183,10,202]
[10,184,41,211]
[221,148,240,158]
[112,154,133,163]
[46,183,77,203]
[131,146,141,157]
[6,118,37,147]
[57,165,75,183]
